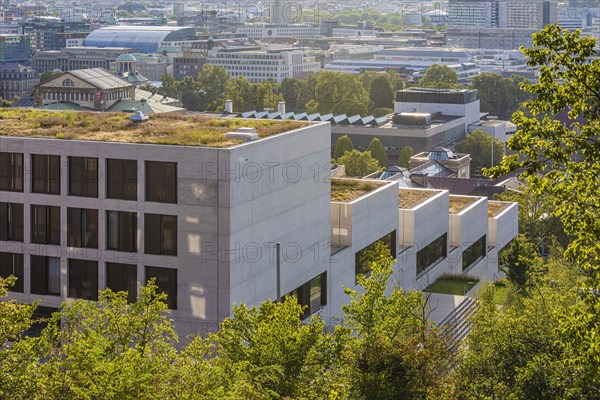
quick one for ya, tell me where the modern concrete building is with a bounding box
[207,46,320,83]
[0,109,518,336]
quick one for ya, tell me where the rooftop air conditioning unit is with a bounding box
[224,127,258,141]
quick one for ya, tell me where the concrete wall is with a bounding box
[488,201,518,250]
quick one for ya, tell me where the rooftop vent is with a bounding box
[129,111,149,123]
[224,127,258,142]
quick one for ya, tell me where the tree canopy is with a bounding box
[419,64,459,88]
[337,149,381,177]
[455,130,504,177]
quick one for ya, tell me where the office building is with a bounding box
[1,108,518,336]
[32,46,137,73]
[448,0,557,29]
[207,46,320,83]
[0,34,30,63]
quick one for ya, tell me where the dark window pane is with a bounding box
[144,214,177,256]
[416,233,448,276]
[106,262,137,303]
[146,161,177,203]
[32,155,60,195]
[106,211,137,252]
[0,152,24,192]
[69,157,98,197]
[31,205,60,245]
[146,266,177,309]
[355,231,396,282]
[462,235,487,271]
[30,255,60,296]
[285,272,327,320]
[49,206,61,245]
[68,259,98,300]
[107,159,137,201]
[0,252,24,292]
[0,202,23,241]
[67,208,98,248]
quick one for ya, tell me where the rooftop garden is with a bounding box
[449,195,478,214]
[331,179,380,202]
[398,189,440,209]
[488,201,509,218]
[425,274,479,296]
[0,109,307,147]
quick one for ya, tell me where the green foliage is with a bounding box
[371,107,393,118]
[337,149,380,177]
[367,137,388,167]
[471,73,534,120]
[499,234,541,288]
[369,75,394,110]
[419,64,459,87]
[398,146,413,168]
[310,71,370,116]
[343,255,451,399]
[0,277,36,344]
[334,135,354,159]
[455,130,504,177]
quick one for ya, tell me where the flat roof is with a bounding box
[399,188,441,209]
[330,178,383,202]
[0,109,307,148]
[449,195,478,214]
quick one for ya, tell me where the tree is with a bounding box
[455,130,504,177]
[334,135,354,159]
[0,277,35,345]
[369,75,394,110]
[367,138,388,168]
[337,150,380,177]
[311,71,370,116]
[398,146,413,168]
[471,73,534,120]
[499,234,541,288]
[343,249,452,399]
[197,64,229,111]
[487,24,600,391]
[419,64,458,87]
[225,76,256,112]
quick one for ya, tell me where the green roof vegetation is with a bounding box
[0,109,307,148]
[449,195,477,214]
[425,274,479,296]
[331,179,380,202]
[398,189,440,209]
[488,201,508,218]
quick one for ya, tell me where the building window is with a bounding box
[106,211,137,252]
[106,159,137,201]
[355,231,397,282]
[68,258,98,300]
[62,78,74,87]
[31,205,60,245]
[67,208,98,248]
[32,154,60,195]
[0,152,24,192]
[144,214,177,256]
[30,255,61,296]
[285,272,327,319]
[145,266,177,309]
[69,157,98,197]
[106,262,137,303]
[0,202,23,242]
[145,161,177,203]
[416,233,448,276]
[462,235,487,271]
[0,252,24,292]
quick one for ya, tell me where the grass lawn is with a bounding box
[493,281,510,305]
[425,275,479,295]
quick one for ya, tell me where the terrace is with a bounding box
[330,179,382,202]
[0,109,307,148]
[398,188,441,209]
[487,201,509,218]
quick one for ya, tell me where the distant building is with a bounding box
[84,26,197,53]
[207,46,320,83]
[21,20,90,51]
[0,34,30,63]
[173,48,206,81]
[235,24,320,39]
[32,68,184,113]
[111,54,149,86]
[0,62,38,100]
[448,0,557,29]
[410,147,471,178]
[32,46,137,73]
[446,27,538,49]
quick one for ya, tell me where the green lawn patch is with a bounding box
[425,274,479,295]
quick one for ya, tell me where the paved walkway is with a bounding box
[425,293,466,324]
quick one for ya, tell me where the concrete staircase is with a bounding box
[439,296,479,353]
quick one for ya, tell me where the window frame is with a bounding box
[67,207,98,249]
[145,161,177,204]
[106,158,138,201]
[68,156,98,198]
[68,258,98,300]
[106,262,138,303]
[106,210,137,253]
[0,202,24,242]
[0,252,24,293]
[416,233,448,276]
[0,152,24,192]
[31,204,61,245]
[145,266,177,309]
[30,255,61,296]
[144,213,177,256]
[32,154,60,195]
